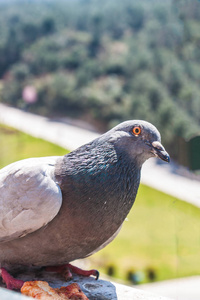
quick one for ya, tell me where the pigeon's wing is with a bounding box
[0,156,62,242]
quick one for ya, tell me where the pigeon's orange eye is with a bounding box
[132,126,141,136]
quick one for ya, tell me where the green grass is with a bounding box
[0,123,199,284]
[90,185,200,283]
[0,124,67,168]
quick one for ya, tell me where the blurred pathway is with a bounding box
[0,103,199,208]
[0,104,99,150]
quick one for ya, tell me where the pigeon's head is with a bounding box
[106,120,170,166]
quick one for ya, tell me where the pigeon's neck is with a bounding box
[56,141,141,225]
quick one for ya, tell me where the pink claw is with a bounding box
[46,263,99,280]
[0,268,24,290]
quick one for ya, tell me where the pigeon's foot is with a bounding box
[0,268,24,290]
[46,263,99,281]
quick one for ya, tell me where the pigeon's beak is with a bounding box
[151,141,170,163]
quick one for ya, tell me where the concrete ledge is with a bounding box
[138,276,200,300]
[114,282,173,300]
[0,288,28,300]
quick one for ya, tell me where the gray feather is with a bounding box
[0,120,169,269]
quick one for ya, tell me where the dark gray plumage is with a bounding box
[0,120,169,276]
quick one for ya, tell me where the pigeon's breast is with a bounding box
[52,155,141,261]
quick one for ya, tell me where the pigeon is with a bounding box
[0,120,169,290]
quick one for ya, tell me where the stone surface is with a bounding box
[0,269,116,299]
[0,269,173,299]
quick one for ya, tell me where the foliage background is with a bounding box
[0,0,200,157]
